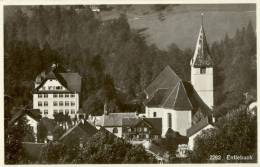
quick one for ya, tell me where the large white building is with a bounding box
[144,15,214,139]
[33,65,82,119]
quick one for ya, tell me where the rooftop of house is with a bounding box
[59,121,98,141]
[34,65,82,93]
[122,117,162,135]
[187,116,214,137]
[8,109,42,126]
[102,112,138,127]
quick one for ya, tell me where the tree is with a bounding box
[5,117,31,164]
[123,145,156,163]
[191,105,257,163]
[73,131,156,163]
[39,142,66,164]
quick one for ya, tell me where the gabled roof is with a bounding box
[145,65,212,114]
[190,25,213,68]
[59,73,82,92]
[8,109,41,126]
[163,81,193,110]
[146,81,193,111]
[143,118,162,135]
[59,121,98,141]
[144,65,213,116]
[187,116,214,137]
[45,71,56,79]
[103,112,138,127]
[145,65,181,98]
[146,88,171,107]
[34,70,82,93]
[122,117,162,135]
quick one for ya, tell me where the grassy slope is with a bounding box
[100,4,256,50]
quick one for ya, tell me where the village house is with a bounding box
[33,64,82,119]
[59,121,98,146]
[122,117,162,141]
[90,112,138,138]
[8,108,42,141]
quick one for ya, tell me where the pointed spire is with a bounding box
[191,13,213,68]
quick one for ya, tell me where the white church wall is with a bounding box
[146,107,192,137]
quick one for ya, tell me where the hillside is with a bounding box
[98,4,256,49]
[4,5,256,115]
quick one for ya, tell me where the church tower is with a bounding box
[190,13,214,109]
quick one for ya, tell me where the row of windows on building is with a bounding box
[126,127,149,133]
[41,85,63,91]
[41,109,76,115]
[38,93,75,98]
[38,101,75,106]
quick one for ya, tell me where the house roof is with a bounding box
[34,70,82,93]
[103,112,138,127]
[122,117,162,135]
[143,118,162,135]
[145,65,181,98]
[59,73,82,92]
[59,121,98,141]
[187,116,214,137]
[190,25,213,68]
[147,142,167,157]
[8,109,41,126]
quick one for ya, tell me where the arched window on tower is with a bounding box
[113,127,118,134]
[167,113,172,129]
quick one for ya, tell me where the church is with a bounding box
[144,14,215,149]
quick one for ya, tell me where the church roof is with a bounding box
[145,65,181,98]
[145,66,212,114]
[191,24,213,68]
[146,81,193,110]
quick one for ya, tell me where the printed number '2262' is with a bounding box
[209,155,221,161]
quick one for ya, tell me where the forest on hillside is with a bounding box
[4,5,256,116]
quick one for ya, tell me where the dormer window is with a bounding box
[200,67,206,74]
